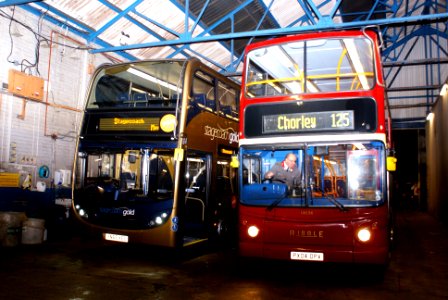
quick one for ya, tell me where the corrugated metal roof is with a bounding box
[3,0,447,126]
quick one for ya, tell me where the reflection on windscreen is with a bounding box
[87,60,185,109]
[241,142,385,207]
[83,150,174,201]
[245,37,374,97]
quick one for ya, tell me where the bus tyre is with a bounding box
[216,219,227,236]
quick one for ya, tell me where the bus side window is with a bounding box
[218,82,239,118]
[188,94,203,121]
[193,71,216,112]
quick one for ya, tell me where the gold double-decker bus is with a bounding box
[72,58,239,248]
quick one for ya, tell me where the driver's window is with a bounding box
[242,155,261,184]
[120,151,140,190]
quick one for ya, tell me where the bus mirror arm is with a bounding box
[387,156,397,172]
[230,155,239,168]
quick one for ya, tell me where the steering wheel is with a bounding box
[271,178,287,184]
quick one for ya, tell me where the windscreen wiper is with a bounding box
[324,193,347,212]
[267,196,287,211]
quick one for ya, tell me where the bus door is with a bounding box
[184,153,210,242]
[214,157,238,240]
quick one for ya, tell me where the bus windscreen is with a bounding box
[87,61,185,109]
[245,37,374,97]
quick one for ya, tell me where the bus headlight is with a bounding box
[148,211,170,228]
[247,225,260,238]
[74,204,88,219]
[160,114,176,133]
[78,208,86,217]
[357,228,371,242]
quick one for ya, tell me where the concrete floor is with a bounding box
[1,210,447,300]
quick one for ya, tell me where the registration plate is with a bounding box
[104,233,129,243]
[290,251,324,261]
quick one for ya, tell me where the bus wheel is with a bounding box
[216,219,228,236]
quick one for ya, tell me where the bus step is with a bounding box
[183,236,208,247]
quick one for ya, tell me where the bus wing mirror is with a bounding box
[387,156,397,172]
[128,151,137,163]
[230,155,239,168]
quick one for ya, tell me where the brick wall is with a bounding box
[0,6,122,189]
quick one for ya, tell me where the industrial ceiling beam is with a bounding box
[383,58,448,67]
[89,12,448,54]
[0,0,41,7]
[386,85,441,91]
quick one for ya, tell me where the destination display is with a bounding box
[99,117,160,131]
[263,110,354,134]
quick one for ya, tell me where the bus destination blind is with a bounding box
[99,117,160,131]
[262,110,354,134]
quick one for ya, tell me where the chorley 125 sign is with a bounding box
[262,110,354,134]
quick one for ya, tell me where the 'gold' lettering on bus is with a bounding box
[113,118,145,125]
[278,115,317,130]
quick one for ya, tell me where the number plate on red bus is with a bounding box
[104,233,129,243]
[290,251,324,261]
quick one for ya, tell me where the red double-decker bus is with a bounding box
[237,29,395,265]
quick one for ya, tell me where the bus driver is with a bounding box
[264,153,301,189]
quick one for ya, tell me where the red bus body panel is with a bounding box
[238,205,390,264]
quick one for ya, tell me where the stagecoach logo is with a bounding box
[99,207,135,216]
[113,118,145,125]
[289,229,324,238]
[204,125,239,144]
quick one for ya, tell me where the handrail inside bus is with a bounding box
[185,196,205,221]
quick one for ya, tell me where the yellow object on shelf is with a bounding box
[0,173,21,187]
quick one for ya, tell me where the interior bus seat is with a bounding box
[131,93,149,107]
[336,177,347,198]
[194,94,206,108]
[188,95,202,121]
[205,99,216,111]
[324,177,337,197]
[118,93,129,100]
[220,105,232,116]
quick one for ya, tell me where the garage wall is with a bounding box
[0,7,122,189]
[426,79,448,223]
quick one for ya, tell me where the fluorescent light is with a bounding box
[127,67,180,92]
[343,39,369,90]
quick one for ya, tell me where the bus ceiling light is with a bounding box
[127,67,180,92]
[247,225,260,238]
[357,228,371,242]
[343,39,369,90]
